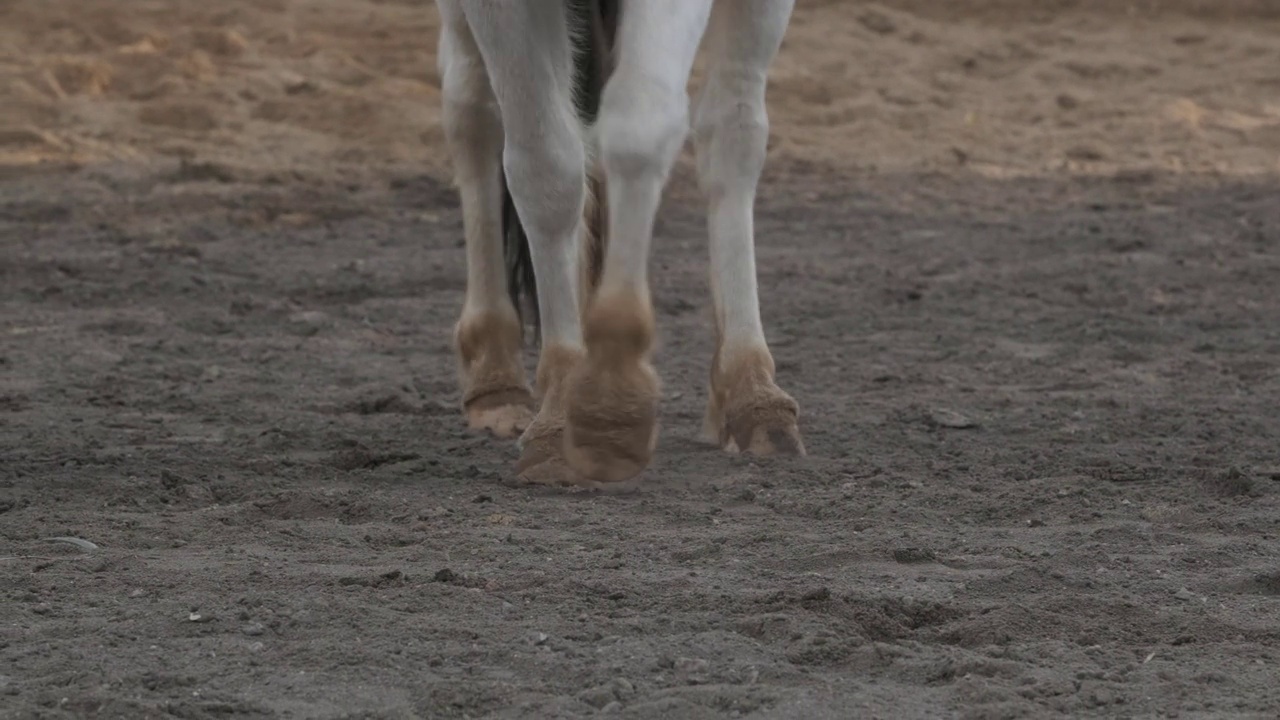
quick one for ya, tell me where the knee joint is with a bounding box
[502,132,586,239]
[598,75,689,179]
[694,99,769,195]
[441,60,501,160]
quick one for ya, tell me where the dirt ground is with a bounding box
[3,1,1280,718]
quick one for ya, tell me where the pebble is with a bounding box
[1088,685,1116,707]
[929,409,976,429]
[674,657,709,673]
[287,310,329,336]
[893,547,936,564]
[611,678,634,698]
[858,9,896,34]
[577,684,617,709]
[242,622,266,636]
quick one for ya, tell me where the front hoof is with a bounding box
[562,360,660,483]
[723,395,805,456]
[465,388,535,439]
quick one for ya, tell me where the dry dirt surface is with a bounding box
[3,1,1280,719]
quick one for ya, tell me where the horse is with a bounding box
[435,0,804,486]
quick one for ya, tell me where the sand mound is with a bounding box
[2,0,1279,177]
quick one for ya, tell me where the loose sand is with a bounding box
[3,2,1279,718]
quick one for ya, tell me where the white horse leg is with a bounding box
[437,0,533,438]
[693,0,804,455]
[561,0,715,482]
[459,1,592,482]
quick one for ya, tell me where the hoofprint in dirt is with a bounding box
[2,160,1279,719]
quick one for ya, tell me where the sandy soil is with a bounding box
[4,0,1280,176]
[3,1,1280,718]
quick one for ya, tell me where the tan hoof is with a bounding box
[723,397,805,456]
[464,388,535,439]
[514,425,596,488]
[454,311,531,440]
[561,353,660,483]
[706,344,805,457]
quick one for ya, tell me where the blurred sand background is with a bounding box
[4,0,1280,179]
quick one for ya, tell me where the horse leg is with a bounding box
[693,0,804,456]
[437,1,532,438]
[560,0,715,483]
[459,0,593,484]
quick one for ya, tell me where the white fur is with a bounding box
[437,3,510,327]
[437,0,794,375]
[696,0,795,367]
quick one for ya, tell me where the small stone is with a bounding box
[1066,145,1106,162]
[928,409,976,429]
[287,310,329,336]
[242,622,265,636]
[433,568,457,583]
[534,632,549,645]
[128,589,147,598]
[32,603,51,615]
[193,28,248,57]
[611,678,634,698]
[674,657,708,674]
[247,641,265,653]
[1173,588,1197,602]
[601,701,623,714]
[577,684,617,709]
[858,9,896,34]
[1089,685,1116,707]
[800,587,831,603]
[893,547,936,564]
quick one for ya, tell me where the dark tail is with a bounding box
[502,0,618,340]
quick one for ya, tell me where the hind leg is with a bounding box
[694,0,804,456]
[561,0,715,483]
[438,2,533,438]
[462,0,593,484]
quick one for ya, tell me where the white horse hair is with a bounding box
[436,0,804,486]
